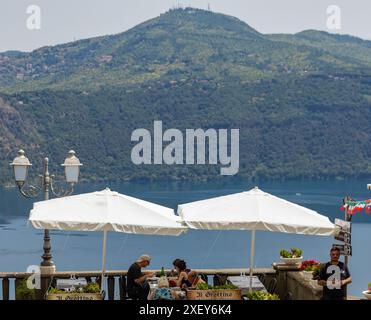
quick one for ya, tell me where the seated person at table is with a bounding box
[127,254,155,300]
[173,259,191,289]
[169,259,181,276]
[187,271,206,288]
[171,258,191,275]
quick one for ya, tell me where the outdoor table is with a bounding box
[227,276,267,295]
[148,285,185,300]
[147,277,185,300]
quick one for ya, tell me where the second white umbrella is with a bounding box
[178,186,335,292]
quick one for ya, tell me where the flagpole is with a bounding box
[343,196,352,299]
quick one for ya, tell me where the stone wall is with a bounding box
[273,263,322,300]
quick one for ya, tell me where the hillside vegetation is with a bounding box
[0,8,370,184]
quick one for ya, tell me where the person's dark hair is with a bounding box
[173,259,187,271]
[172,259,181,267]
[330,247,341,253]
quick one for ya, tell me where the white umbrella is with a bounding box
[29,188,187,285]
[177,186,335,292]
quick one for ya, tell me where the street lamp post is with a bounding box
[10,149,82,297]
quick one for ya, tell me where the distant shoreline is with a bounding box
[2,176,371,190]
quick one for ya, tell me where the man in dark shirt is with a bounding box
[317,247,352,300]
[127,254,155,300]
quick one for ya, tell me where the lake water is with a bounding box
[0,179,370,298]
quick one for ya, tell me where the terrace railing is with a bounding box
[0,268,276,300]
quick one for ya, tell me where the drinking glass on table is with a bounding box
[150,282,158,289]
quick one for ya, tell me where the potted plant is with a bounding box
[280,248,303,265]
[247,291,280,300]
[312,263,325,280]
[15,278,37,300]
[47,282,103,300]
[362,283,371,300]
[300,260,320,281]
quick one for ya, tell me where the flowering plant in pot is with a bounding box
[300,260,320,281]
[300,260,320,271]
[312,263,325,280]
[363,283,371,300]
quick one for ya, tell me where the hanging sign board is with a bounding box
[334,230,351,244]
[332,244,352,256]
[335,218,352,234]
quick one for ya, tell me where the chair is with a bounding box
[257,273,265,283]
[198,273,208,283]
[213,274,228,286]
[284,291,293,300]
[261,275,270,288]
[267,278,277,294]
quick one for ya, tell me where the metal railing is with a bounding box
[0,268,276,300]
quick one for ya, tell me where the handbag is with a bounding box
[153,288,174,300]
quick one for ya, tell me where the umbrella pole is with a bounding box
[101,230,108,291]
[249,230,256,294]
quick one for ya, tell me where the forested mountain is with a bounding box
[0,8,370,184]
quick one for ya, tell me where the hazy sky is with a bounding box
[1,0,371,52]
